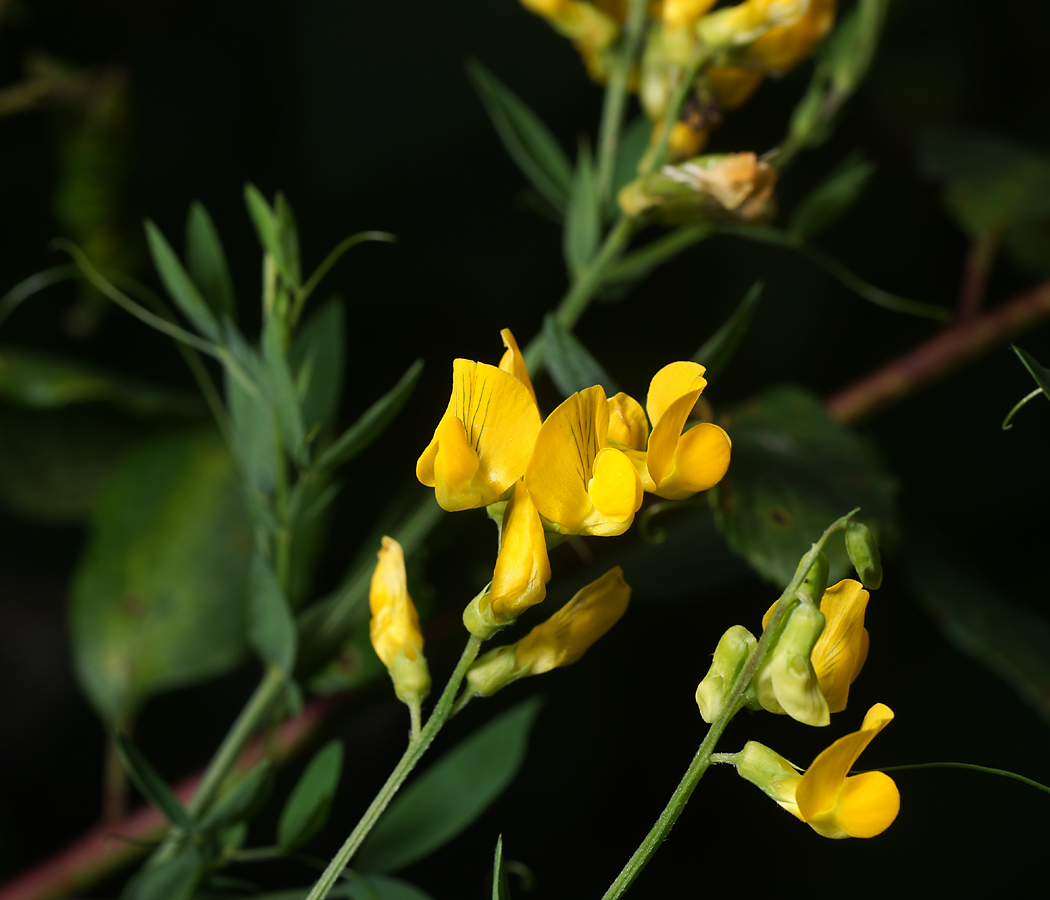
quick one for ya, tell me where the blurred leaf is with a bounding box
[357,697,542,873]
[121,847,202,900]
[244,183,282,264]
[691,281,763,379]
[274,192,303,290]
[609,117,651,214]
[492,836,510,900]
[906,532,1050,722]
[112,733,195,831]
[314,358,423,472]
[542,315,620,398]
[144,219,221,342]
[1003,221,1050,276]
[277,740,344,852]
[713,386,895,584]
[186,201,236,320]
[0,405,147,521]
[290,298,345,440]
[261,315,306,464]
[198,761,274,834]
[603,225,711,286]
[789,153,876,240]
[920,129,1050,237]
[564,143,600,277]
[466,59,573,212]
[249,553,297,674]
[307,616,386,695]
[1014,346,1050,400]
[224,324,279,500]
[70,429,254,722]
[0,349,203,416]
[346,874,435,900]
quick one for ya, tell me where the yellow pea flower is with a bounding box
[525,385,644,536]
[662,0,718,31]
[369,537,430,707]
[697,0,811,49]
[733,703,899,839]
[498,327,537,405]
[416,346,541,511]
[465,567,631,697]
[762,578,870,715]
[606,391,649,451]
[753,597,830,726]
[642,361,732,500]
[741,0,836,75]
[517,0,620,53]
[463,480,552,639]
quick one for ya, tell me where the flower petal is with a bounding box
[369,537,424,667]
[812,579,870,713]
[659,422,731,499]
[588,447,643,524]
[834,771,900,838]
[606,392,650,450]
[499,327,537,404]
[646,361,706,428]
[490,481,551,622]
[796,703,895,824]
[646,389,703,487]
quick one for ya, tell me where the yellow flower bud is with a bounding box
[515,567,631,674]
[369,537,431,707]
[695,625,758,723]
[732,740,804,819]
[754,598,829,726]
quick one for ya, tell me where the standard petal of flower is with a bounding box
[526,386,608,532]
[606,392,650,450]
[499,327,537,404]
[795,703,895,825]
[812,579,870,713]
[646,361,707,428]
[490,481,551,621]
[658,422,732,499]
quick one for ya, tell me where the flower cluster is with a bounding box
[517,0,837,160]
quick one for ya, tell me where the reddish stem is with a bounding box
[827,276,1050,423]
[956,232,999,322]
[0,694,345,900]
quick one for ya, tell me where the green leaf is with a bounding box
[315,359,424,472]
[198,761,274,833]
[0,349,204,416]
[906,531,1050,722]
[466,59,573,212]
[186,201,236,320]
[356,697,543,873]
[249,553,297,674]
[541,315,620,399]
[691,281,763,379]
[290,298,345,439]
[492,836,510,900]
[789,153,876,240]
[603,225,712,286]
[713,386,896,585]
[564,143,600,277]
[1014,346,1050,401]
[69,429,254,722]
[277,740,344,852]
[274,192,303,290]
[261,314,307,464]
[346,874,435,900]
[112,733,195,831]
[609,117,651,214]
[244,183,281,262]
[224,327,280,500]
[919,128,1050,237]
[144,219,221,342]
[121,847,203,900]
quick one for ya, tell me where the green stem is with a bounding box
[874,762,1050,797]
[601,511,857,899]
[640,41,711,178]
[595,0,649,204]
[304,635,484,900]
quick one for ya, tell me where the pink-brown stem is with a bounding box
[827,275,1050,423]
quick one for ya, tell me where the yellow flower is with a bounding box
[741,0,836,75]
[518,0,620,52]
[642,361,732,500]
[753,597,829,726]
[369,537,430,705]
[525,385,644,536]
[762,578,870,715]
[416,343,541,511]
[465,567,632,697]
[735,703,900,839]
[662,0,718,31]
[498,327,537,405]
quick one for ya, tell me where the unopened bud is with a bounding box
[731,740,803,819]
[845,520,882,589]
[465,645,520,698]
[795,550,829,605]
[754,599,829,726]
[696,625,758,723]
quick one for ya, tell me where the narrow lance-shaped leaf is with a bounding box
[261,313,307,464]
[346,874,436,900]
[315,358,424,471]
[244,183,281,263]
[290,298,346,438]
[277,740,344,851]
[789,154,876,240]
[564,142,600,277]
[249,552,297,674]
[356,697,543,873]
[198,761,274,834]
[542,315,620,398]
[144,219,221,342]
[186,201,236,320]
[492,836,511,900]
[275,191,303,290]
[692,281,763,379]
[466,59,573,212]
[112,733,196,832]
[1014,345,1050,401]
[120,847,202,900]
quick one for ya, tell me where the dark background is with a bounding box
[2,1,1049,897]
